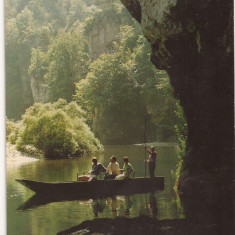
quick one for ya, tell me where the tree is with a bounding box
[75,25,179,143]
[44,31,90,102]
[75,26,147,143]
[5,0,92,120]
[16,99,103,159]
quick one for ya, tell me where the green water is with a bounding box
[7,144,184,235]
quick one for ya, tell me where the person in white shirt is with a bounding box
[104,156,120,180]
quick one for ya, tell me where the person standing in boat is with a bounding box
[104,156,120,180]
[145,146,157,178]
[115,156,134,180]
[78,157,106,181]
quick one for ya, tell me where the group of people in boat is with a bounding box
[78,145,157,181]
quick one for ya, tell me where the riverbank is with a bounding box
[6,143,40,165]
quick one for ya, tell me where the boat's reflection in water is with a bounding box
[57,194,160,235]
[90,195,134,218]
[18,192,158,219]
[77,193,158,219]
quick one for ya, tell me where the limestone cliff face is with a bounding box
[87,20,121,59]
[30,76,48,103]
[86,14,132,59]
[121,0,233,232]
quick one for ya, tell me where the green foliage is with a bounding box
[143,71,179,140]
[83,1,132,35]
[15,7,36,44]
[6,118,22,144]
[75,25,179,143]
[5,0,181,145]
[28,48,48,82]
[44,31,90,102]
[174,102,187,186]
[16,99,103,159]
[5,0,30,19]
[5,3,43,119]
[5,0,135,121]
[75,26,146,143]
[5,0,94,119]
[28,31,90,103]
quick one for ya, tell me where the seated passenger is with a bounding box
[78,157,106,181]
[115,156,134,180]
[104,156,120,180]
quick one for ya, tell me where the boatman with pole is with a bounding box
[145,146,157,178]
[144,113,157,178]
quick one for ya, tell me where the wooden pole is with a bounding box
[144,113,147,178]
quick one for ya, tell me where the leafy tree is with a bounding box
[143,72,178,140]
[5,0,93,119]
[6,118,22,144]
[5,0,181,144]
[75,25,179,143]
[28,48,48,82]
[75,26,146,143]
[5,5,43,119]
[44,31,90,102]
[5,15,32,119]
[16,99,103,159]
[5,0,135,120]
[5,0,31,19]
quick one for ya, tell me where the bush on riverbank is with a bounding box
[6,118,22,144]
[14,99,103,159]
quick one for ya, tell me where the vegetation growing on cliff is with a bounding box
[173,102,187,187]
[75,26,179,143]
[5,0,184,146]
[29,31,90,102]
[83,1,133,36]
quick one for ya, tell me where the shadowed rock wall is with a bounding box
[121,0,234,233]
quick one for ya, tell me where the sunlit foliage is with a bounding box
[16,99,103,158]
[5,0,98,119]
[5,0,184,145]
[29,31,90,102]
[75,26,178,143]
[6,118,22,144]
[173,102,187,187]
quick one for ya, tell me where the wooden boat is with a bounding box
[16,177,164,197]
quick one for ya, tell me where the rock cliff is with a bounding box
[121,0,233,233]
[85,9,133,60]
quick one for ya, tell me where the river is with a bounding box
[7,144,184,235]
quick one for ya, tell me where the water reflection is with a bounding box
[105,195,134,218]
[76,194,156,219]
[91,199,106,218]
[8,144,184,235]
[149,193,158,220]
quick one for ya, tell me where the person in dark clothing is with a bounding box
[78,157,106,181]
[89,157,106,181]
[145,146,157,178]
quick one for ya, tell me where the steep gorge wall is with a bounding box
[121,0,233,232]
[87,19,122,60]
[86,13,132,60]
